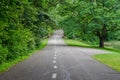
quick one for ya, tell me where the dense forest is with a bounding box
[0,0,120,65]
[57,0,120,48]
[0,0,60,64]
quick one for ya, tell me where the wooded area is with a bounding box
[0,0,59,64]
[57,0,120,48]
[0,0,120,64]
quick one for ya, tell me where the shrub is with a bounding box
[0,44,8,64]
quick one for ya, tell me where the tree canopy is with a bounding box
[0,0,120,64]
[57,0,120,47]
[0,0,59,64]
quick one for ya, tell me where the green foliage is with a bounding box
[58,0,120,48]
[0,39,48,73]
[1,0,119,72]
[64,39,120,52]
[0,0,56,66]
[0,44,8,64]
[7,27,35,59]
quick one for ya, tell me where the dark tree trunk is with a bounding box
[99,37,104,48]
[96,27,106,48]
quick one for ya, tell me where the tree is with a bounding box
[88,0,120,47]
[57,0,120,48]
[0,0,58,63]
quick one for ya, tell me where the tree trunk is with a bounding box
[99,37,104,48]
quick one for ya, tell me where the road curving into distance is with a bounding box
[0,30,120,80]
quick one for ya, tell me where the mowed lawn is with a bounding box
[64,39,91,47]
[94,41,120,72]
[64,39,120,72]
[93,53,120,72]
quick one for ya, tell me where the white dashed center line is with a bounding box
[53,57,56,60]
[53,65,58,69]
[54,54,57,57]
[52,73,57,79]
[53,60,56,63]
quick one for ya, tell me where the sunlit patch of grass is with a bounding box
[64,39,90,47]
[93,53,120,72]
[64,39,120,52]
[64,39,120,72]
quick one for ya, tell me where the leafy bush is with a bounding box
[0,0,54,66]
[6,27,35,59]
[0,44,8,64]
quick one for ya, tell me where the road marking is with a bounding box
[52,73,57,79]
[54,54,57,57]
[53,60,56,63]
[53,65,58,69]
[54,57,56,60]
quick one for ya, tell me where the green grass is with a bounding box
[64,39,91,47]
[0,39,48,73]
[38,39,48,50]
[93,54,120,72]
[105,41,120,50]
[64,39,120,52]
[64,39,120,72]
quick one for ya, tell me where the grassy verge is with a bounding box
[64,39,120,72]
[0,39,48,73]
[93,53,120,72]
[64,39,120,52]
[64,39,90,47]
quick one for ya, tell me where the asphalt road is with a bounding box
[0,30,120,80]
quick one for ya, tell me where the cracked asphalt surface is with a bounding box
[0,30,120,80]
